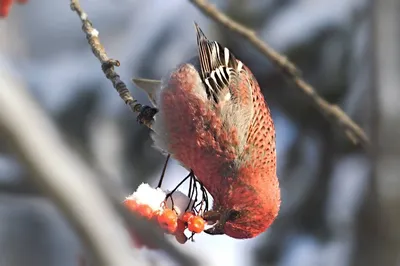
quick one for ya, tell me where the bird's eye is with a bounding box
[227,210,240,221]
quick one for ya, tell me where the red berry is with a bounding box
[150,209,161,223]
[124,199,138,212]
[137,204,154,219]
[157,209,178,233]
[182,211,195,223]
[188,216,205,233]
[167,220,178,234]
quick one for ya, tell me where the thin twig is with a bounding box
[190,0,370,149]
[69,0,155,128]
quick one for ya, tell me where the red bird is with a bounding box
[133,23,280,239]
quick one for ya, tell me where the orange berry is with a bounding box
[150,209,161,223]
[188,216,205,233]
[124,199,138,212]
[137,204,154,219]
[175,231,188,244]
[158,209,178,233]
[182,211,195,223]
[158,209,177,222]
[167,220,178,234]
[153,209,162,216]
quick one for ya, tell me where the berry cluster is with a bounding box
[0,0,28,18]
[123,183,210,248]
[125,200,206,243]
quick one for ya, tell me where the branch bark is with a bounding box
[190,0,370,149]
[69,0,154,128]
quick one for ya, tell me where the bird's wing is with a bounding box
[195,23,255,154]
[195,23,242,104]
[132,78,161,107]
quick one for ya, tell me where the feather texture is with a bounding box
[131,24,280,239]
[194,22,243,103]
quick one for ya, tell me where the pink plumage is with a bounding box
[134,23,280,239]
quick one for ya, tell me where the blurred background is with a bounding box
[0,0,398,265]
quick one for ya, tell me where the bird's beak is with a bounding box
[202,210,226,235]
[204,223,225,235]
[202,209,241,235]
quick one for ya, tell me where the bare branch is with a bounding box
[190,0,370,149]
[69,0,155,128]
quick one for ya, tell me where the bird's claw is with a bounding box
[137,105,158,127]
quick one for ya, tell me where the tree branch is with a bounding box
[190,0,370,149]
[0,72,145,266]
[69,0,155,128]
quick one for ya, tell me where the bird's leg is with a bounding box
[137,105,158,127]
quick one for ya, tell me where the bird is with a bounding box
[132,23,280,239]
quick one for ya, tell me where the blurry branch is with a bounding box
[0,74,144,266]
[0,73,201,266]
[190,0,370,149]
[69,0,151,129]
[0,179,40,195]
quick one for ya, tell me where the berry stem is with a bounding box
[157,154,171,188]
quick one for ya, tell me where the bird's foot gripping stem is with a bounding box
[137,105,158,127]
